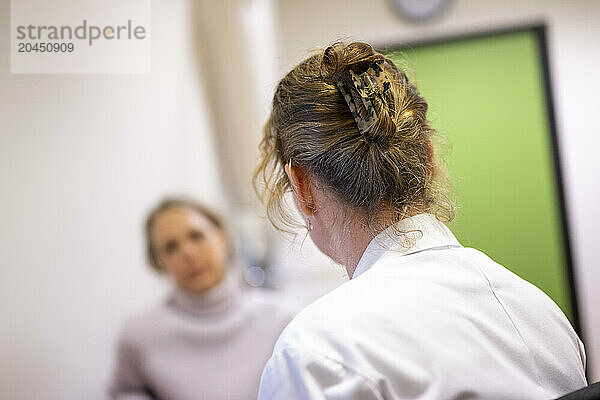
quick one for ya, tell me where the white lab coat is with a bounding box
[258,214,587,399]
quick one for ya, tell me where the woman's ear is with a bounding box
[284,162,316,216]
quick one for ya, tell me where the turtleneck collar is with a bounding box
[169,274,240,316]
[352,213,462,280]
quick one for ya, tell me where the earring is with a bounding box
[307,219,313,232]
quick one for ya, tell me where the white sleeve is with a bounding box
[257,347,383,400]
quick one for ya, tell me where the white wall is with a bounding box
[273,0,600,382]
[0,1,225,399]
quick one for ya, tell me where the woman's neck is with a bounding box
[323,215,386,278]
[171,274,238,315]
[339,228,376,279]
[327,208,423,278]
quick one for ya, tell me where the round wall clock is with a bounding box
[391,0,451,22]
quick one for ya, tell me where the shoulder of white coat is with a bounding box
[272,247,479,353]
[466,247,573,318]
[463,247,585,356]
[259,342,384,400]
[271,276,395,356]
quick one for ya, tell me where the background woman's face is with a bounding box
[151,207,228,293]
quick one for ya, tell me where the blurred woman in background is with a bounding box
[109,197,293,400]
[254,41,587,399]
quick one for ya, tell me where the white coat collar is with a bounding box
[352,213,462,279]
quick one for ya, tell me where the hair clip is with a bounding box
[336,62,391,134]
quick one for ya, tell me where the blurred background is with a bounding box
[1,0,599,399]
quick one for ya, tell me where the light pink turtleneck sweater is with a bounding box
[108,276,294,400]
